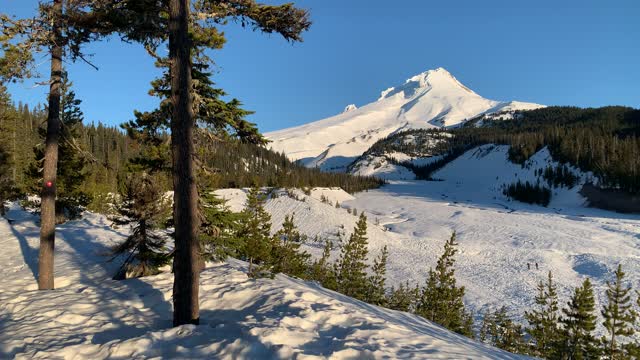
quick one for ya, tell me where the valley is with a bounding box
[216,144,640,337]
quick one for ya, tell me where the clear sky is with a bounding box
[4,0,640,132]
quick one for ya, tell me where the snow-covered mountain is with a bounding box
[266,68,544,171]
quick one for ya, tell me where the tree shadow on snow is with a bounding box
[4,208,173,357]
[56,219,174,344]
[8,222,39,280]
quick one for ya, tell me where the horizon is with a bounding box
[4,0,640,132]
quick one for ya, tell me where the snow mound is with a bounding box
[266,67,544,171]
[0,205,526,359]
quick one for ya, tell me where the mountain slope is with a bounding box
[0,205,528,359]
[266,68,543,171]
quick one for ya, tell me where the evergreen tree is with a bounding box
[270,213,311,278]
[0,84,17,214]
[26,73,91,223]
[0,141,13,216]
[199,191,241,262]
[110,174,171,279]
[558,278,600,360]
[100,0,311,326]
[601,264,636,360]
[417,232,472,336]
[366,245,388,306]
[310,239,336,290]
[386,281,419,312]
[237,186,272,277]
[1,0,113,290]
[481,307,527,354]
[525,271,561,357]
[335,213,370,301]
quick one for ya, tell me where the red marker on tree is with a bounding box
[45,181,53,188]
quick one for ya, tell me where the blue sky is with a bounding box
[4,0,640,132]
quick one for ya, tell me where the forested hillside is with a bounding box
[0,83,382,212]
[358,106,640,195]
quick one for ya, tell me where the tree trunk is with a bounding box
[38,0,63,291]
[169,0,200,326]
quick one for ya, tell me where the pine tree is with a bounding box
[601,264,636,360]
[237,186,272,277]
[386,281,419,312]
[310,239,336,290]
[417,232,472,336]
[481,307,527,354]
[110,174,171,280]
[100,0,310,326]
[26,73,91,223]
[558,278,600,360]
[366,245,388,306]
[270,213,311,279]
[335,213,370,301]
[525,271,561,357]
[0,84,17,214]
[199,191,241,262]
[1,0,112,290]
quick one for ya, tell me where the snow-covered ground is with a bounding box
[217,145,640,337]
[3,144,639,358]
[0,203,527,359]
[266,67,544,171]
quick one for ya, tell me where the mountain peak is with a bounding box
[378,67,476,101]
[343,104,358,113]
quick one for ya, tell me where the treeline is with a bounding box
[200,139,384,193]
[0,83,132,210]
[358,106,640,194]
[0,83,382,216]
[503,181,552,207]
[462,106,640,193]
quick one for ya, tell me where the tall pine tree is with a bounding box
[99,0,310,326]
[601,264,636,360]
[559,278,600,360]
[237,186,272,277]
[366,245,388,306]
[335,213,370,301]
[417,232,472,336]
[1,0,111,290]
[26,73,90,223]
[525,271,561,358]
